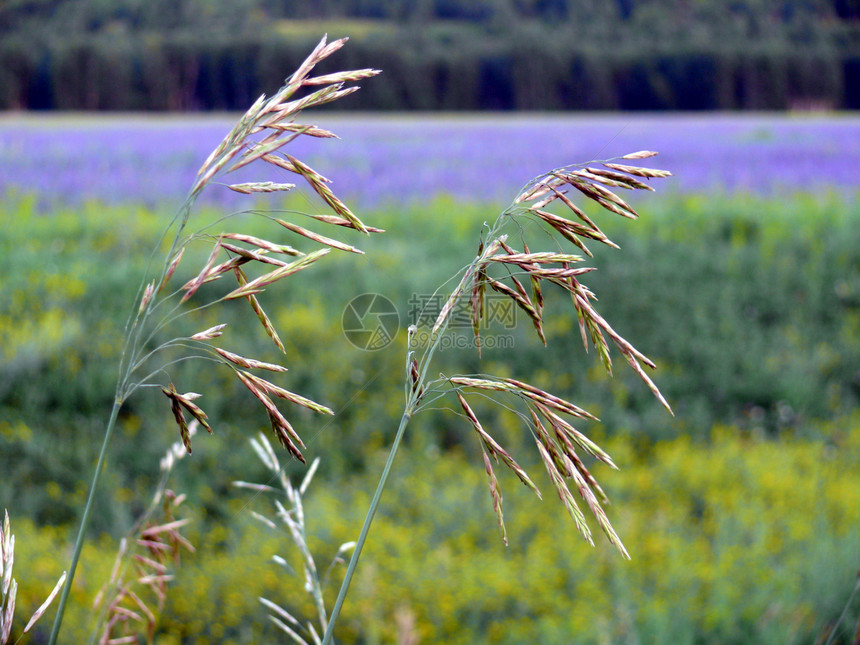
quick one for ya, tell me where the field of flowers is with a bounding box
[2,113,860,209]
[1,114,859,644]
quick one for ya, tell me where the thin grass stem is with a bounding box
[321,206,516,642]
[48,398,122,645]
[321,405,414,645]
[823,573,860,645]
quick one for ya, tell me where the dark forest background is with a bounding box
[2,0,860,111]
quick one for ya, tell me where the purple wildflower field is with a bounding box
[1,113,859,210]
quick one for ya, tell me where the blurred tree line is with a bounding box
[1,0,860,110]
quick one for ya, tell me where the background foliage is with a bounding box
[2,0,860,110]
[2,184,859,642]
[12,420,860,644]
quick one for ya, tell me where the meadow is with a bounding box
[3,113,860,209]
[1,114,859,643]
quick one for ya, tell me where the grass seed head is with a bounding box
[233,267,286,353]
[242,370,334,416]
[138,281,155,314]
[536,440,593,545]
[309,213,385,232]
[215,348,288,373]
[621,150,659,159]
[228,182,296,195]
[181,237,224,303]
[190,324,227,341]
[224,249,331,300]
[265,123,338,138]
[220,233,303,257]
[603,162,673,179]
[159,247,185,293]
[482,451,508,547]
[303,68,382,86]
[585,167,655,191]
[275,218,364,254]
[162,385,193,453]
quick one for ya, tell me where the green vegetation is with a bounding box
[2,0,860,110]
[2,188,859,641]
[10,417,860,643]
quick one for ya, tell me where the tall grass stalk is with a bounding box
[322,153,673,642]
[1,510,66,645]
[823,572,860,645]
[236,434,357,643]
[46,36,380,643]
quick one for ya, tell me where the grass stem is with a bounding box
[48,398,123,645]
[321,406,414,645]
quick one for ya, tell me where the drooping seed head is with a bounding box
[138,281,156,314]
[190,324,227,341]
